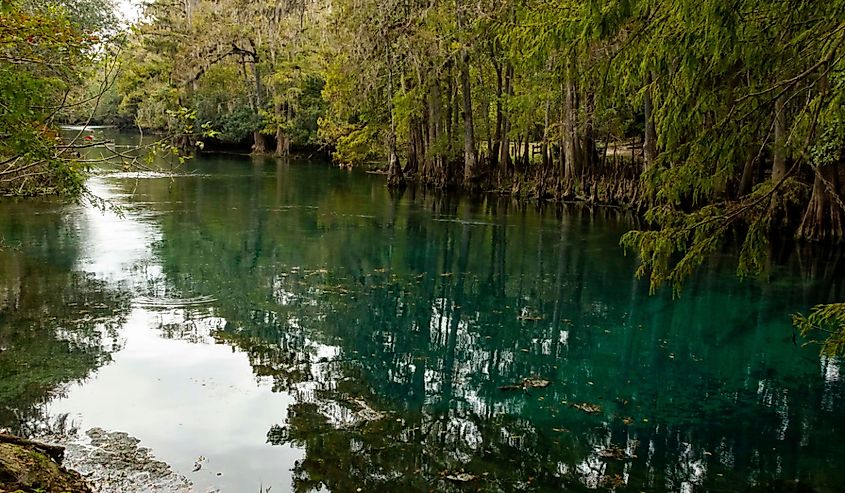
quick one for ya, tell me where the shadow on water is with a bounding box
[108,153,845,493]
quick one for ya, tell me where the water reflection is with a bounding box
[0,202,129,436]
[1,145,843,492]
[116,156,844,492]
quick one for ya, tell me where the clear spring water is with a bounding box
[1,134,843,492]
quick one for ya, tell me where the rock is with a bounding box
[38,427,191,493]
[0,435,92,493]
[569,402,602,414]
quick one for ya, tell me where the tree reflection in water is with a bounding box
[125,160,844,492]
[0,204,130,436]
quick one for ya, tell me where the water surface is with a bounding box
[0,139,843,492]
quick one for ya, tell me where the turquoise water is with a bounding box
[0,141,843,492]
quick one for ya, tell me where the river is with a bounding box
[0,131,843,492]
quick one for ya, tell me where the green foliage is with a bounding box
[106,0,327,150]
[810,95,845,171]
[793,303,845,356]
[319,120,381,167]
[25,0,118,35]
[0,0,101,196]
[9,0,845,349]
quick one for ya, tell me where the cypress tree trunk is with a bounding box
[498,63,513,175]
[252,131,268,153]
[492,60,503,169]
[563,66,579,184]
[386,51,405,189]
[643,75,657,169]
[582,90,596,176]
[428,79,445,187]
[249,45,266,155]
[477,71,491,169]
[274,102,289,157]
[445,65,454,162]
[521,130,529,168]
[738,152,756,196]
[772,95,787,182]
[387,146,404,188]
[460,49,479,190]
[406,119,422,176]
[797,163,844,242]
[541,99,550,170]
[558,82,566,193]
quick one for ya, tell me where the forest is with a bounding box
[1,0,845,351]
[2,1,845,490]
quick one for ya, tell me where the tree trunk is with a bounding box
[477,71,491,168]
[428,79,445,187]
[406,119,422,176]
[387,146,404,188]
[274,102,289,157]
[563,64,580,184]
[491,60,503,169]
[498,63,513,175]
[772,94,787,182]
[249,45,266,154]
[252,130,268,153]
[521,130,529,169]
[797,163,844,242]
[445,64,454,160]
[558,82,566,193]
[582,90,596,177]
[541,98,550,170]
[643,73,658,169]
[460,49,478,190]
[386,50,405,189]
[738,152,756,196]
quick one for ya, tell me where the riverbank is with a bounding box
[39,428,190,493]
[0,428,190,493]
[0,433,91,493]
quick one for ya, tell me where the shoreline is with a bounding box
[35,427,191,493]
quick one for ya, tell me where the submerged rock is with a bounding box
[569,402,602,414]
[0,434,92,493]
[522,378,550,389]
[38,428,191,493]
[498,377,551,391]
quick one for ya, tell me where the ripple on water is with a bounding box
[132,295,217,309]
